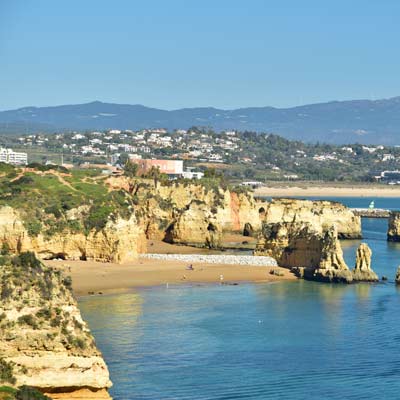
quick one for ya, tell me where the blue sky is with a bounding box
[1,0,399,110]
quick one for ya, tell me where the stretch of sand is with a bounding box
[255,185,400,198]
[46,256,294,296]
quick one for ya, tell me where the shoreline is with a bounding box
[255,185,400,198]
[45,257,295,296]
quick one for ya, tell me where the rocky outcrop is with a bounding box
[255,222,353,283]
[352,243,378,282]
[262,198,361,239]
[128,180,263,247]
[387,211,400,242]
[164,201,222,248]
[396,267,400,284]
[0,252,112,398]
[0,206,146,263]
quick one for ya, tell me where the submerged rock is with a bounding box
[0,252,112,398]
[387,211,400,242]
[352,243,378,282]
[255,222,353,283]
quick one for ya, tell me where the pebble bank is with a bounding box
[141,253,278,266]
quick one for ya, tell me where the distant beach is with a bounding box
[255,184,400,198]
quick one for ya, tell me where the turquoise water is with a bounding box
[79,197,400,400]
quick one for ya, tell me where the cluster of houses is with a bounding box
[16,128,242,165]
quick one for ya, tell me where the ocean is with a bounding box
[79,197,400,400]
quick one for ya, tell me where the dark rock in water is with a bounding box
[381,276,388,281]
[395,267,400,284]
[352,243,378,282]
[243,223,254,237]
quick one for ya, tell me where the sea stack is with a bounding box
[0,252,112,398]
[387,211,400,242]
[395,267,400,284]
[255,222,353,283]
[352,243,378,282]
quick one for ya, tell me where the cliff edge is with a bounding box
[0,252,112,399]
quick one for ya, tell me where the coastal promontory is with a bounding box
[0,252,112,398]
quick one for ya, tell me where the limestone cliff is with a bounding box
[262,198,361,239]
[0,252,112,398]
[387,211,400,242]
[125,179,262,247]
[0,206,146,263]
[164,201,222,248]
[352,243,378,282]
[254,222,353,283]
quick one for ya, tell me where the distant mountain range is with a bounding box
[2,98,400,144]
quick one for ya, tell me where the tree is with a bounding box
[123,161,138,178]
[146,166,167,186]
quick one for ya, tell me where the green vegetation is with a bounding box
[123,160,138,177]
[0,167,131,237]
[0,360,15,385]
[0,385,51,400]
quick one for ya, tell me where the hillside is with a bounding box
[2,98,400,144]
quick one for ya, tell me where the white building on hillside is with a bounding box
[0,148,28,165]
[182,167,204,180]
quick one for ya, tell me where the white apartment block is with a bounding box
[0,148,28,165]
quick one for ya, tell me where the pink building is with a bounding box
[132,159,183,176]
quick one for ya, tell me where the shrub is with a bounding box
[0,359,16,384]
[36,308,51,320]
[1,283,13,301]
[1,243,10,256]
[44,205,62,219]
[15,385,51,400]
[17,314,39,330]
[13,252,42,270]
[24,220,42,237]
[62,276,72,289]
[84,205,112,231]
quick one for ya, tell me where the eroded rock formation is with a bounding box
[396,266,400,284]
[0,253,112,398]
[387,211,400,242]
[128,180,262,247]
[164,201,222,248]
[262,198,362,239]
[0,206,146,263]
[352,243,378,282]
[254,222,353,283]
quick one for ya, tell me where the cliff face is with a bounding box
[126,180,262,248]
[0,253,111,398]
[0,206,146,263]
[387,211,400,242]
[262,198,361,239]
[164,201,222,248]
[255,222,353,283]
[352,243,378,282]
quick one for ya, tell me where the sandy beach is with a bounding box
[45,256,294,296]
[255,185,400,198]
